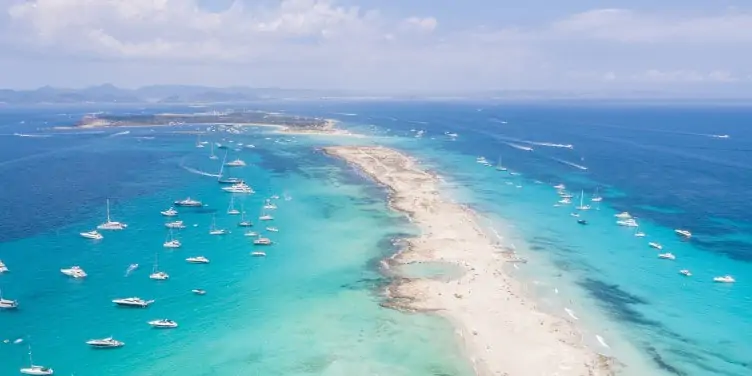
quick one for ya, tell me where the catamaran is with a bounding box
[80,230,104,240]
[97,199,127,230]
[149,252,169,280]
[227,196,240,215]
[60,266,87,279]
[20,345,53,375]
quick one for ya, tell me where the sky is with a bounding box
[0,0,750,95]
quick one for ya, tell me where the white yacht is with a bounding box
[244,231,259,237]
[649,242,663,250]
[148,319,178,328]
[112,297,153,308]
[675,229,692,238]
[20,347,53,375]
[192,289,207,295]
[60,266,87,279]
[0,260,8,273]
[253,237,272,245]
[615,212,632,219]
[222,182,254,194]
[266,227,279,232]
[80,230,104,240]
[174,197,203,207]
[251,251,267,257]
[160,207,178,217]
[165,220,186,229]
[679,269,692,277]
[97,199,128,230]
[186,256,210,264]
[86,337,124,349]
[225,158,246,167]
[0,289,18,309]
[575,190,591,211]
[713,275,735,283]
[658,253,676,260]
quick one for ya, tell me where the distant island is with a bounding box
[61,111,351,136]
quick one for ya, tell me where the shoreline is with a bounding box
[324,145,616,376]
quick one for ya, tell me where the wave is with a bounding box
[489,118,508,124]
[108,131,131,137]
[596,335,610,348]
[551,157,588,171]
[524,141,573,149]
[564,308,579,320]
[12,133,52,138]
[505,143,533,151]
[333,112,357,116]
[408,120,428,125]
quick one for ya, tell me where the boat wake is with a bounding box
[181,164,220,178]
[552,157,588,171]
[505,143,534,152]
[408,120,429,125]
[108,131,131,137]
[333,112,357,116]
[489,118,508,124]
[524,141,573,149]
[12,133,52,138]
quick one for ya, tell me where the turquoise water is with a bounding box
[0,112,472,376]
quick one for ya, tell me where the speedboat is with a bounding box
[20,365,54,375]
[251,251,267,257]
[577,219,588,225]
[266,227,279,232]
[634,232,646,238]
[112,297,153,308]
[713,275,735,283]
[160,207,178,217]
[253,237,272,245]
[649,242,663,250]
[675,229,692,238]
[86,337,124,349]
[224,158,246,167]
[0,260,8,273]
[221,182,254,194]
[0,291,18,309]
[244,231,258,237]
[679,269,692,277]
[186,256,210,264]
[553,184,566,190]
[617,219,639,227]
[259,214,273,221]
[149,271,169,280]
[60,266,87,279]
[658,253,676,260]
[97,199,128,230]
[192,289,206,295]
[165,221,186,229]
[217,177,243,184]
[163,239,181,248]
[615,212,632,219]
[80,230,104,240]
[174,197,203,207]
[148,319,178,328]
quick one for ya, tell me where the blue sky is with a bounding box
[0,0,750,95]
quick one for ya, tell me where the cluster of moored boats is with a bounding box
[1,138,285,374]
[552,184,735,284]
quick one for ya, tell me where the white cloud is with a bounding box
[402,16,437,32]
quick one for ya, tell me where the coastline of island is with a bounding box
[324,145,616,376]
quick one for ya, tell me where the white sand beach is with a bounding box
[324,145,615,376]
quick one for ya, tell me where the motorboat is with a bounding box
[713,275,735,283]
[553,184,566,190]
[649,242,663,250]
[97,199,128,230]
[163,239,181,248]
[192,289,206,295]
[112,297,153,308]
[270,195,280,200]
[0,288,18,309]
[679,269,692,277]
[221,182,254,194]
[263,200,277,210]
[165,220,186,229]
[617,219,639,227]
[225,158,246,167]
[577,219,588,225]
[658,253,676,260]
[86,337,124,349]
[173,197,203,207]
[266,227,279,232]
[253,237,272,245]
[217,177,243,184]
[251,251,267,257]
[60,266,87,279]
[615,212,632,219]
[186,256,210,264]
[0,260,8,273]
[80,230,103,240]
[244,231,259,237]
[259,214,273,221]
[570,212,579,217]
[149,271,169,280]
[634,232,646,238]
[558,198,572,205]
[675,229,692,238]
[148,319,178,328]
[160,207,178,217]
[209,229,227,235]
[591,196,603,202]
[125,263,139,276]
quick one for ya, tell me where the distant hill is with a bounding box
[0,84,343,104]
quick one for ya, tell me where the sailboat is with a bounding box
[591,187,603,202]
[238,204,253,227]
[97,199,127,230]
[209,215,227,235]
[495,156,507,171]
[227,196,240,215]
[195,134,205,148]
[575,190,591,211]
[163,230,181,248]
[217,152,243,185]
[259,207,273,221]
[149,252,169,280]
[209,142,218,160]
[20,345,53,375]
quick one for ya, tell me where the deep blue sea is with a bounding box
[1,102,751,376]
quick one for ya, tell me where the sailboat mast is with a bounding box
[106,199,111,222]
[580,190,584,207]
